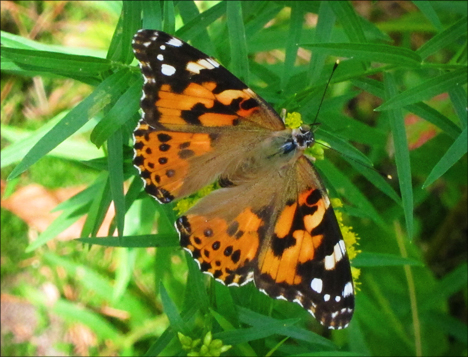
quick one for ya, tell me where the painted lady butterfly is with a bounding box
[132,30,354,329]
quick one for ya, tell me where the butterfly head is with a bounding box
[292,125,314,150]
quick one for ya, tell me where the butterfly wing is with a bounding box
[132,30,285,202]
[255,156,354,329]
[176,155,354,329]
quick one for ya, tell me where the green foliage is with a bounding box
[1,1,466,356]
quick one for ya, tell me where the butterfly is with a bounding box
[132,29,354,329]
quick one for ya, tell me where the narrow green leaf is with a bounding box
[376,67,468,111]
[160,283,187,334]
[423,126,468,188]
[8,69,133,180]
[302,43,421,66]
[121,1,142,64]
[346,159,401,205]
[282,1,303,89]
[26,206,85,252]
[81,172,112,238]
[1,47,112,77]
[352,77,461,139]
[419,263,468,312]
[175,2,227,41]
[162,1,176,34]
[416,16,467,59]
[352,252,423,267]
[317,129,374,167]
[184,254,210,312]
[91,76,141,147]
[448,85,468,128]
[53,299,121,340]
[413,1,443,31]
[76,233,178,247]
[237,307,335,348]
[317,160,386,227]
[108,129,126,237]
[384,73,414,238]
[328,1,367,43]
[1,116,100,168]
[307,1,335,85]
[142,1,162,30]
[227,1,249,83]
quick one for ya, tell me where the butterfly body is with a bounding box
[132,29,354,329]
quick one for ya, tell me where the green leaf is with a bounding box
[302,43,421,66]
[307,1,335,85]
[76,234,178,247]
[413,1,443,31]
[227,1,249,83]
[1,47,111,77]
[160,283,188,334]
[376,67,468,111]
[328,1,367,43]
[423,126,468,188]
[416,16,467,59]
[352,252,423,267]
[282,1,303,89]
[8,69,134,180]
[53,299,121,340]
[107,129,126,237]
[351,77,461,139]
[384,73,414,238]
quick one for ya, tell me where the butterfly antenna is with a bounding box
[312,60,340,127]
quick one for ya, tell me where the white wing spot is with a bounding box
[311,278,323,293]
[142,41,151,47]
[161,64,176,76]
[198,58,215,69]
[160,45,166,50]
[324,294,330,302]
[277,295,287,301]
[343,281,353,297]
[186,61,205,74]
[166,37,183,47]
[324,241,345,270]
[157,54,164,61]
[335,295,341,302]
[293,298,304,307]
[339,239,346,253]
[207,58,220,68]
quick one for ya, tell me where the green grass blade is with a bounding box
[328,1,367,43]
[90,76,141,147]
[142,1,162,30]
[1,47,112,77]
[302,43,421,66]
[416,16,467,59]
[8,69,133,180]
[352,252,423,267]
[448,85,468,128]
[107,129,126,238]
[76,233,178,247]
[282,1,303,89]
[160,283,188,334]
[384,73,414,238]
[423,126,468,188]
[413,1,443,31]
[162,1,176,34]
[376,67,468,111]
[307,1,335,85]
[227,1,249,83]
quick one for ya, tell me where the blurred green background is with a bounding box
[1,1,467,356]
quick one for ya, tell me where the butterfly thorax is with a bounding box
[220,126,314,186]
